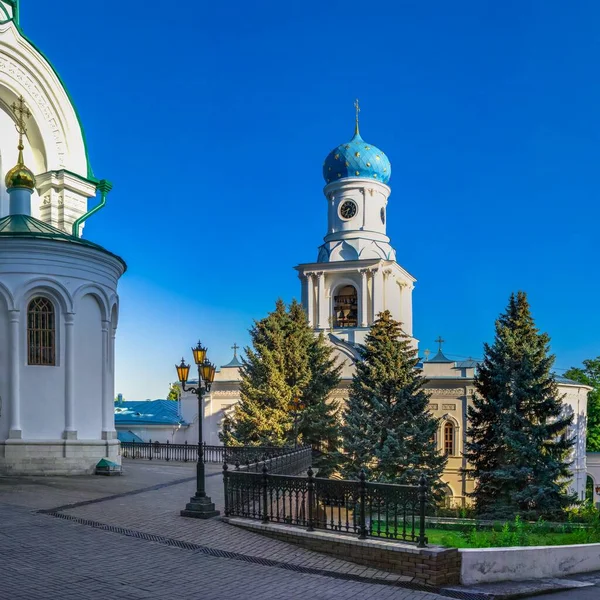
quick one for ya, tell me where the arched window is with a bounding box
[333,285,358,328]
[586,475,594,503]
[27,297,56,366]
[444,422,455,456]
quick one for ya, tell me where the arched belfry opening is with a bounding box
[333,285,358,328]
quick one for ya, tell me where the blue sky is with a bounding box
[23,1,600,399]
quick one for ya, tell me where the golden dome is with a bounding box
[5,146,35,190]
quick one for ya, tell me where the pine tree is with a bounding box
[289,301,342,453]
[339,311,446,497]
[220,299,341,449]
[464,291,576,520]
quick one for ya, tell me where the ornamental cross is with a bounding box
[354,98,360,134]
[435,336,445,352]
[11,95,31,139]
[231,343,239,357]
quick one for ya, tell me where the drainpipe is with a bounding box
[72,179,112,237]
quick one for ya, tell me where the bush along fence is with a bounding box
[223,464,428,547]
[120,440,309,465]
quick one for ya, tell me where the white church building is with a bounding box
[182,109,592,506]
[0,4,125,474]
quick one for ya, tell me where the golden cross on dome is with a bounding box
[435,336,445,352]
[11,95,31,137]
[10,95,31,160]
[354,98,360,135]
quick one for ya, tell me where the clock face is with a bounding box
[380,207,385,225]
[340,200,358,220]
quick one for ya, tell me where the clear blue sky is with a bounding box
[23,1,600,399]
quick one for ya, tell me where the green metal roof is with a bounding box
[0,214,126,269]
[428,350,453,364]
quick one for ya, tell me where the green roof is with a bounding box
[0,214,126,270]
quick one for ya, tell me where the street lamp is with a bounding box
[176,340,219,519]
[288,395,305,447]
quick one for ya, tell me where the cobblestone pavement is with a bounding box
[525,574,600,599]
[0,460,447,600]
[0,503,444,600]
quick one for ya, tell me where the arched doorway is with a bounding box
[586,475,594,504]
[333,285,357,328]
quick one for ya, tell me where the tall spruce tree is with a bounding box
[464,291,575,520]
[339,311,446,496]
[220,299,341,449]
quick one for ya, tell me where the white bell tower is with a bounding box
[295,103,416,345]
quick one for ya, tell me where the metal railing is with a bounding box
[234,446,312,474]
[120,440,306,465]
[223,466,428,547]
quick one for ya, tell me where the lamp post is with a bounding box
[288,395,305,448]
[176,341,219,519]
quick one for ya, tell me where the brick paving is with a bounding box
[0,460,447,600]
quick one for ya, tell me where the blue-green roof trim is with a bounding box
[115,400,188,426]
[0,214,127,270]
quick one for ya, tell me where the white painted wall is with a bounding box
[0,288,8,439]
[74,294,103,439]
[460,543,600,584]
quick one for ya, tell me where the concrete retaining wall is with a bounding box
[460,543,600,584]
[224,517,460,586]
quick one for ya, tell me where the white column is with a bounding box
[101,319,112,439]
[316,271,326,329]
[360,269,368,327]
[371,268,384,321]
[63,313,76,439]
[110,324,117,417]
[8,309,21,438]
[306,273,314,327]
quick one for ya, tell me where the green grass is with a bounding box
[373,512,600,548]
[426,528,592,548]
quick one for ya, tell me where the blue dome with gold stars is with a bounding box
[323,130,391,185]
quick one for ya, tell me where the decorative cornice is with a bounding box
[427,388,466,397]
[210,390,241,398]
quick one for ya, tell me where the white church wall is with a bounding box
[20,289,66,439]
[560,383,589,500]
[0,287,8,439]
[74,294,103,439]
[0,239,124,473]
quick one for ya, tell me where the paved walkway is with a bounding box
[0,460,446,600]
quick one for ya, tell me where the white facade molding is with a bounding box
[0,20,94,230]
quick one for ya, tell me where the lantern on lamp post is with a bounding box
[176,340,219,519]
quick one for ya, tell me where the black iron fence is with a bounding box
[120,440,308,465]
[234,446,312,475]
[223,466,428,547]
